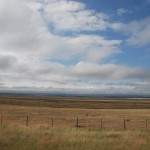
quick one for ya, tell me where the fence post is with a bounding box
[100,119,103,130]
[26,115,29,126]
[76,117,79,128]
[146,119,148,130]
[52,117,54,127]
[124,119,126,130]
[1,114,3,126]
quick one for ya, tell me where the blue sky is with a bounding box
[0,0,150,94]
[79,0,150,67]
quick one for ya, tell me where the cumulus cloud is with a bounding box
[43,0,109,32]
[0,0,121,61]
[67,35,121,62]
[112,17,150,46]
[0,0,150,94]
[71,62,150,80]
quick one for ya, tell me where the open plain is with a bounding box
[0,94,150,150]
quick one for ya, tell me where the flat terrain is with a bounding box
[0,94,150,109]
[0,126,150,150]
[0,94,150,150]
[0,94,150,129]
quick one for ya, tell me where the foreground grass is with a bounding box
[0,126,150,150]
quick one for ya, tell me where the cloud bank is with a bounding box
[0,0,150,94]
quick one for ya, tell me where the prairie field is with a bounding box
[0,125,150,150]
[0,95,150,129]
[0,94,150,149]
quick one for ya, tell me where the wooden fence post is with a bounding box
[146,119,148,130]
[1,114,3,126]
[100,119,103,130]
[76,117,79,128]
[52,117,54,127]
[26,115,29,126]
[124,119,126,130]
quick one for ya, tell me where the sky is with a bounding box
[0,0,150,95]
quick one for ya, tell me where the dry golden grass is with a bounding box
[0,125,150,150]
[0,94,150,109]
[0,95,150,129]
[0,95,150,149]
[0,103,150,130]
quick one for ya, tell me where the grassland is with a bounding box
[0,94,150,149]
[0,94,150,109]
[0,94,150,129]
[0,125,150,150]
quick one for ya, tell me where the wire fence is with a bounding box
[0,114,149,130]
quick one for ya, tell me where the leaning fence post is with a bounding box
[1,114,3,126]
[124,119,126,130]
[76,117,79,128]
[100,119,103,130]
[26,115,29,126]
[146,119,148,130]
[52,117,54,127]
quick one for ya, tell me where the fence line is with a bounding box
[26,115,29,126]
[52,117,54,127]
[124,119,126,130]
[146,119,148,130]
[0,114,149,130]
[76,117,79,128]
[1,114,3,126]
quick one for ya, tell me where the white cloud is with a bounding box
[71,62,150,80]
[43,0,109,32]
[112,17,150,46]
[0,0,121,61]
[0,0,149,94]
[1,58,149,84]
[67,35,121,62]
[0,54,17,70]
